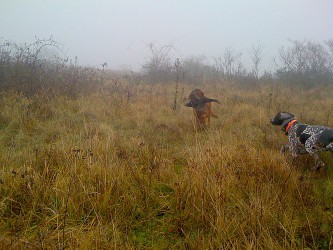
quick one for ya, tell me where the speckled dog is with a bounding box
[271,112,333,169]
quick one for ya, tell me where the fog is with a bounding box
[1,0,333,71]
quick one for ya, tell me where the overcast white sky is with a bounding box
[1,0,333,71]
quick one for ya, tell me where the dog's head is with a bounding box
[271,112,295,126]
[185,89,204,107]
[189,89,205,100]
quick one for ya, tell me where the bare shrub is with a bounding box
[0,37,102,97]
[142,43,174,83]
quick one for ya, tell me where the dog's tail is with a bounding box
[318,130,333,152]
[327,143,333,152]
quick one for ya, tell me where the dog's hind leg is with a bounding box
[211,112,218,118]
[311,153,325,170]
[305,138,325,170]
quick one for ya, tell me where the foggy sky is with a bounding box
[1,0,333,72]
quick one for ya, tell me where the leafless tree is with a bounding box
[214,47,246,80]
[249,43,263,80]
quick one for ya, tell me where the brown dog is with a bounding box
[185,89,220,129]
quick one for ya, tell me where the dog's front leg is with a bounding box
[284,136,300,165]
[281,143,298,164]
[296,145,308,155]
[288,137,299,158]
[280,144,290,154]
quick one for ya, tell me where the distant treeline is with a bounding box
[142,39,333,86]
[1,38,333,97]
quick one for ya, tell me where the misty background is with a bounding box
[1,0,333,73]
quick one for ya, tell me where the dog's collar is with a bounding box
[285,119,297,133]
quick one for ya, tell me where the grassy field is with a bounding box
[0,82,333,249]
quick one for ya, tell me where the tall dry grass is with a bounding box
[0,81,332,249]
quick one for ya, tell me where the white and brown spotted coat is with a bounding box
[272,112,333,169]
